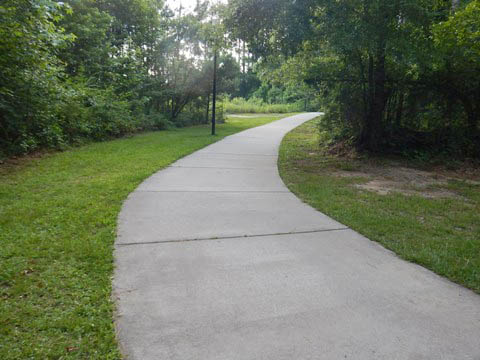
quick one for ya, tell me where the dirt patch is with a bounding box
[334,165,477,199]
[334,170,371,178]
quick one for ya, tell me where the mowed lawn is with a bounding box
[279,118,480,294]
[0,114,290,359]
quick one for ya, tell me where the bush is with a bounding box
[141,113,172,131]
[215,99,225,123]
[224,97,304,114]
[57,85,137,142]
[174,110,206,127]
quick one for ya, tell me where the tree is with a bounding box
[0,0,73,154]
[227,0,479,155]
[59,0,113,80]
[433,0,480,135]
[198,2,231,134]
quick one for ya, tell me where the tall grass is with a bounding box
[224,97,304,114]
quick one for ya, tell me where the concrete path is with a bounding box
[114,113,480,360]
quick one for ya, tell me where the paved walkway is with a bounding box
[114,113,480,360]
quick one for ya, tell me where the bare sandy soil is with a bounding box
[333,164,480,199]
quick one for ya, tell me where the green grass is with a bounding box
[0,114,289,359]
[224,97,303,114]
[279,118,480,294]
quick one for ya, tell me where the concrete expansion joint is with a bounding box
[135,190,291,193]
[168,165,259,170]
[199,152,278,157]
[116,227,350,247]
[228,136,272,139]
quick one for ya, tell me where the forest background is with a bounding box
[0,0,313,158]
[1,0,479,158]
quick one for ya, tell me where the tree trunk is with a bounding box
[395,91,404,129]
[242,41,246,74]
[360,52,387,151]
[205,93,210,124]
[211,50,217,135]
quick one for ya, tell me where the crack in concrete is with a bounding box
[115,227,350,247]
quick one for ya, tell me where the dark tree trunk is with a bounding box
[205,93,210,124]
[360,51,387,151]
[211,50,217,135]
[395,91,405,129]
[242,41,246,74]
[357,53,368,118]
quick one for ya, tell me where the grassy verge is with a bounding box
[0,114,290,359]
[279,118,480,293]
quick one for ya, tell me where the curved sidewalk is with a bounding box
[114,113,480,359]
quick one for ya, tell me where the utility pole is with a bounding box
[211,50,217,135]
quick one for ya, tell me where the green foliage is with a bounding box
[215,98,226,123]
[434,1,480,58]
[141,113,172,131]
[0,0,249,157]
[431,1,480,140]
[224,97,303,114]
[59,0,113,79]
[0,0,73,154]
[227,0,480,156]
[235,69,261,98]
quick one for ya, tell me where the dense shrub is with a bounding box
[215,101,225,123]
[140,113,172,131]
[224,97,304,114]
[174,110,207,128]
[0,0,239,158]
